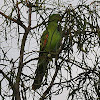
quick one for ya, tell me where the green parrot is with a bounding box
[32,14,62,90]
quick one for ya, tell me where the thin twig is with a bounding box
[0,11,26,29]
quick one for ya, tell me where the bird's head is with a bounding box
[49,14,61,22]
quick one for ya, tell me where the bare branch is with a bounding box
[0,70,14,89]
[0,11,26,29]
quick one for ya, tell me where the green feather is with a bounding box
[32,14,62,90]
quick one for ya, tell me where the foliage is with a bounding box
[0,0,100,100]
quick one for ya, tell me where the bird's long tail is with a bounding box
[32,54,49,90]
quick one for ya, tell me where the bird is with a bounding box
[32,14,62,90]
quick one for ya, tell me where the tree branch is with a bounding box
[0,11,26,29]
[0,70,14,90]
[14,5,32,100]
